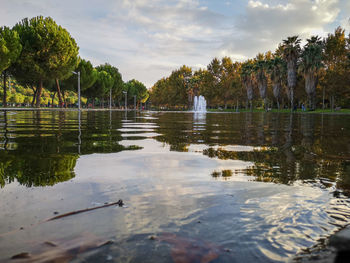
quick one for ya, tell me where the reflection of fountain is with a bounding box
[193,112,206,143]
[193,95,207,112]
[193,112,206,123]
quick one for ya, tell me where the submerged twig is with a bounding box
[0,200,124,238]
[46,199,124,221]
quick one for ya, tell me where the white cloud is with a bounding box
[248,1,270,9]
[223,0,341,58]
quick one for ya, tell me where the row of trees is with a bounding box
[150,27,350,110]
[0,16,148,108]
[0,80,81,106]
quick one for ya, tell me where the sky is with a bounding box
[0,0,349,88]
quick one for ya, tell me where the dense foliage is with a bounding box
[150,27,350,111]
[0,26,22,107]
[0,16,148,108]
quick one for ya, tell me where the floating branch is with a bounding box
[46,199,124,221]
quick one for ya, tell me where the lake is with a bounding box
[0,110,350,262]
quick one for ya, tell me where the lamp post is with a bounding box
[72,71,81,110]
[109,87,112,110]
[123,91,127,110]
[134,95,136,110]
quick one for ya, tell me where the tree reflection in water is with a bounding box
[0,152,78,187]
[153,112,350,195]
[1,111,349,193]
[0,110,141,188]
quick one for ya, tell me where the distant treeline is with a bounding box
[150,27,350,111]
[0,16,148,108]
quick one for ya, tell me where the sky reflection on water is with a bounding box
[0,110,350,262]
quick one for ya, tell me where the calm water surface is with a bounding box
[1,110,350,262]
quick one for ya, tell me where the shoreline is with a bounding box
[1,107,350,115]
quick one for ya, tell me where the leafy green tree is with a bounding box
[195,69,214,107]
[12,16,79,107]
[0,26,22,107]
[220,57,235,109]
[87,69,113,107]
[206,58,222,107]
[321,27,350,109]
[163,65,192,108]
[96,63,123,105]
[149,66,192,109]
[150,77,169,107]
[253,54,268,110]
[268,56,286,109]
[282,36,301,109]
[299,36,324,110]
[10,93,25,104]
[241,60,255,110]
[124,79,148,108]
[231,62,245,110]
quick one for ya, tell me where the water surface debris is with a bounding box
[46,199,124,221]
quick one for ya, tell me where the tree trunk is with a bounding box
[55,79,63,108]
[246,81,253,107]
[35,79,43,108]
[187,93,192,110]
[31,86,37,107]
[305,72,317,111]
[52,92,56,107]
[287,59,297,111]
[2,72,8,107]
[62,90,67,108]
[322,86,325,110]
[258,80,267,102]
[273,83,281,110]
[290,87,294,111]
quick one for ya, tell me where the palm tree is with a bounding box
[241,60,255,111]
[254,54,268,110]
[282,36,301,110]
[299,36,324,110]
[268,56,286,109]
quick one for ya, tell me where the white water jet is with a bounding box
[193,95,207,112]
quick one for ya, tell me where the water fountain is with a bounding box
[193,95,207,112]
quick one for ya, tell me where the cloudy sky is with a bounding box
[0,0,349,88]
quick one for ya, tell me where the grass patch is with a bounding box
[207,108,350,114]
